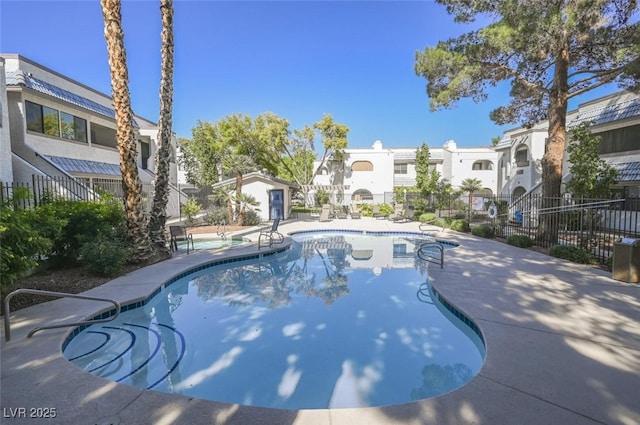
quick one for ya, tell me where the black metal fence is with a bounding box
[0,176,155,211]
[405,192,639,265]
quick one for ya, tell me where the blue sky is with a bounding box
[0,0,620,150]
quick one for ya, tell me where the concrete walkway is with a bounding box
[1,217,639,424]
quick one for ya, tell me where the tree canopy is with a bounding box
[415,142,440,196]
[415,0,639,242]
[181,113,349,188]
[565,122,618,199]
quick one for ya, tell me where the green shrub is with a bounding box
[182,197,202,225]
[450,219,470,232]
[471,224,495,238]
[0,205,53,287]
[41,200,126,268]
[80,235,131,277]
[204,206,228,225]
[506,234,534,248]
[315,190,330,206]
[549,245,597,264]
[419,212,437,223]
[243,209,262,226]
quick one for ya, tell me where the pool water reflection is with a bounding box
[64,232,485,410]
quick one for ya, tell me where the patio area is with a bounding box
[1,217,639,424]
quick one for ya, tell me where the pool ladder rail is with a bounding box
[417,241,444,268]
[3,289,120,342]
[216,221,227,240]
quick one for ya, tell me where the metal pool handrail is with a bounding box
[418,242,444,268]
[4,289,121,341]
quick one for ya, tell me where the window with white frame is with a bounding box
[394,163,407,174]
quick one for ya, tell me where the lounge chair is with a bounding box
[349,204,361,219]
[169,225,194,254]
[258,218,285,249]
[336,206,348,219]
[319,205,331,222]
[387,203,404,221]
[392,205,414,222]
[372,204,387,219]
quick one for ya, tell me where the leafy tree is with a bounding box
[313,114,349,177]
[415,142,440,196]
[180,123,225,185]
[461,178,483,221]
[434,178,457,213]
[565,122,618,199]
[415,0,640,243]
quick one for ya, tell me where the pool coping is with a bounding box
[2,218,639,425]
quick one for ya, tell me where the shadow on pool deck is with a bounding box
[1,218,639,425]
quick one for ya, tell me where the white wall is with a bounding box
[0,58,12,183]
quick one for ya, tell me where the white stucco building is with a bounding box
[495,91,640,199]
[312,139,499,205]
[1,54,183,216]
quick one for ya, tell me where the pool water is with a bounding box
[189,236,250,250]
[64,232,485,410]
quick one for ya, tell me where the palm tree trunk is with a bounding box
[101,0,153,261]
[148,0,174,252]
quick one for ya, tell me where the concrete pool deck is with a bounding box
[1,217,639,424]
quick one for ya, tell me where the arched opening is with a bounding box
[512,186,526,198]
[351,161,374,172]
[472,160,493,170]
[352,189,373,202]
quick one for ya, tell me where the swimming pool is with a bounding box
[191,235,251,250]
[63,231,485,410]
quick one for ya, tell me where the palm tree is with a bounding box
[148,0,175,251]
[460,178,483,222]
[100,0,153,261]
[222,154,256,225]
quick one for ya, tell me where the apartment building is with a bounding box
[495,91,640,199]
[1,54,182,216]
[312,139,498,205]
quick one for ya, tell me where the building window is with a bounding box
[60,111,87,142]
[394,163,407,174]
[596,125,640,154]
[352,161,374,171]
[472,160,493,170]
[26,101,61,137]
[515,146,529,166]
[26,100,87,141]
[140,141,150,170]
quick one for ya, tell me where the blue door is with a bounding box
[269,189,284,220]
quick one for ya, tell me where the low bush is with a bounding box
[243,209,262,226]
[0,205,53,287]
[549,245,597,264]
[204,206,229,225]
[471,224,495,239]
[419,212,437,223]
[450,219,470,232]
[40,199,126,268]
[80,234,131,277]
[506,234,534,248]
[182,198,202,225]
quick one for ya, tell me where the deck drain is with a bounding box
[94,415,120,425]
